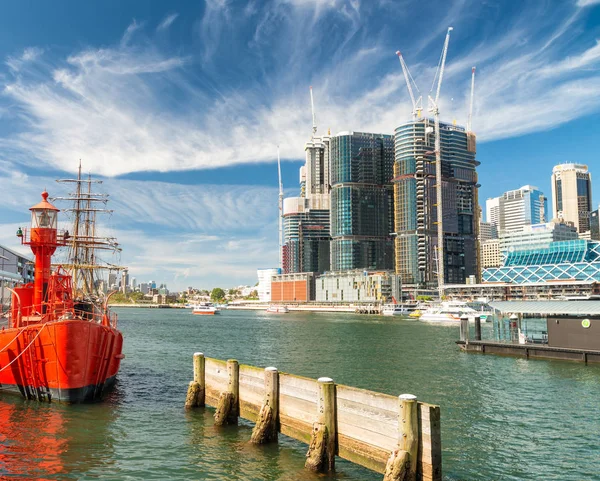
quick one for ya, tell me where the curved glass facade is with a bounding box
[330,132,394,271]
[484,240,600,283]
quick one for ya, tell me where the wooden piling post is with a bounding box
[251,366,279,444]
[185,381,201,409]
[460,316,469,342]
[474,316,482,341]
[305,377,336,473]
[383,394,418,481]
[193,352,205,407]
[214,359,239,426]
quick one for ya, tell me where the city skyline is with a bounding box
[0,1,600,289]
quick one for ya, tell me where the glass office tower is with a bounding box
[329,131,395,271]
[393,119,479,286]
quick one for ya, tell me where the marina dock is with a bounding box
[185,353,442,481]
[457,301,600,364]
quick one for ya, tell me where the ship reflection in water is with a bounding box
[0,392,120,479]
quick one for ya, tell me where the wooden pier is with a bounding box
[185,353,442,481]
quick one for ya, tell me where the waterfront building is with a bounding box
[330,131,395,271]
[393,119,479,287]
[315,270,401,303]
[551,163,592,233]
[256,267,281,302]
[139,282,149,294]
[499,220,579,255]
[271,272,316,302]
[481,240,501,268]
[479,221,498,241]
[0,244,34,307]
[483,239,600,284]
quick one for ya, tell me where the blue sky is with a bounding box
[1,0,600,290]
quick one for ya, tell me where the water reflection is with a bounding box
[0,396,119,480]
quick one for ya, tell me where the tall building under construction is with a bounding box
[393,119,479,286]
[282,132,331,274]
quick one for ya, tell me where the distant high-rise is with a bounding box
[591,207,600,241]
[479,221,498,241]
[486,197,500,226]
[551,163,592,233]
[493,185,547,233]
[393,119,479,286]
[330,131,395,271]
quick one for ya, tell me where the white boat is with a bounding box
[382,304,417,316]
[192,304,219,315]
[419,301,478,323]
[266,305,289,314]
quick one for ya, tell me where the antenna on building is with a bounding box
[309,86,317,138]
[396,50,422,120]
[467,66,476,132]
[277,146,284,270]
[428,26,453,299]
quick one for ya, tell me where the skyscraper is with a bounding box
[551,163,592,233]
[329,131,395,271]
[486,196,500,226]
[393,119,479,286]
[282,127,331,274]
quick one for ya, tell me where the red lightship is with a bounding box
[0,172,124,403]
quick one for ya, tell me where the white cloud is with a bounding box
[0,169,280,289]
[6,47,44,72]
[1,2,600,177]
[577,0,600,7]
[157,13,179,31]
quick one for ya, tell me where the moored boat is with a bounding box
[382,303,417,316]
[0,188,124,403]
[266,305,289,313]
[192,304,219,315]
[419,301,478,323]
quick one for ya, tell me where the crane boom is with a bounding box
[434,27,453,105]
[309,86,317,138]
[428,26,453,300]
[396,51,422,119]
[467,66,475,132]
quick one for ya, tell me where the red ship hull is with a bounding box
[0,319,123,403]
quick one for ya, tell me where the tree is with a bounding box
[210,287,226,302]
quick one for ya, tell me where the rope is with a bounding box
[0,325,46,373]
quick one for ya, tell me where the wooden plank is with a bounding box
[278,393,317,424]
[337,420,396,451]
[337,397,397,437]
[279,373,318,394]
[279,413,313,444]
[336,384,397,413]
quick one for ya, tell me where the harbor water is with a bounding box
[1,308,599,480]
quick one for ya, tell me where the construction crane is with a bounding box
[396,50,422,120]
[309,86,317,138]
[277,146,284,270]
[467,66,476,132]
[428,26,453,299]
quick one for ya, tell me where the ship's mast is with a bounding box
[54,163,124,298]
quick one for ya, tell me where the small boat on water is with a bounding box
[192,304,219,315]
[382,303,417,316]
[419,301,478,323]
[266,305,289,314]
[0,176,124,403]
